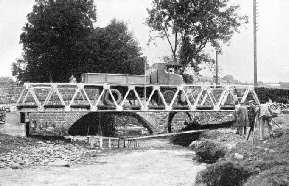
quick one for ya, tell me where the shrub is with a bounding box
[170,132,202,147]
[245,165,289,186]
[255,87,289,104]
[195,161,257,186]
[194,140,227,163]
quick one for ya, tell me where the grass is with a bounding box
[193,114,289,185]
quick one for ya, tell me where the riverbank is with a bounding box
[193,114,289,185]
[0,132,207,186]
[0,114,288,185]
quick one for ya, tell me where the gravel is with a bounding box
[0,134,101,169]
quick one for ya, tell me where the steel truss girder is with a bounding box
[16,83,259,112]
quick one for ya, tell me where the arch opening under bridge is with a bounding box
[68,112,155,136]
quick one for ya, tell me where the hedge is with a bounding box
[255,87,289,104]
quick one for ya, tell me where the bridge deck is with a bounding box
[15,83,259,112]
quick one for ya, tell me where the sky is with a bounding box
[0,0,289,83]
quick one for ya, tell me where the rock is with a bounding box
[0,163,6,168]
[48,160,70,167]
[37,141,45,145]
[11,163,22,169]
[225,143,236,151]
[189,140,201,150]
[18,160,25,166]
[234,153,244,160]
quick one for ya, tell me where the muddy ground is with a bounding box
[0,137,206,186]
[1,114,286,186]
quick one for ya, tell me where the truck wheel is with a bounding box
[103,89,123,105]
[163,90,176,104]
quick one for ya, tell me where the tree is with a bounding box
[14,0,97,83]
[222,75,234,83]
[82,19,147,76]
[146,0,248,71]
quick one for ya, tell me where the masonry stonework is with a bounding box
[27,111,186,136]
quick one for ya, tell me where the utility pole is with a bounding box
[253,0,258,86]
[215,51,219,85]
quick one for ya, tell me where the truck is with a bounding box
[81,63,187,106]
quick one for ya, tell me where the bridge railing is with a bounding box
[15,83,259,112]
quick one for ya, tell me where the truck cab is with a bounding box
[149,63,184,85]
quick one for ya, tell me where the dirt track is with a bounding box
[0,139,206,186]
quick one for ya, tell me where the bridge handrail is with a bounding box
[16,83,259,112]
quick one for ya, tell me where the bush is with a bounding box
[170,132,202,147]
[245,165,289,186]
[194,140,227,163]
[195,161,257,186]
[255,87,289,104]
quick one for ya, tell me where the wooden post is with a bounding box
[108,138,112,149]
[89,136,96,149]
[25,113,30,137]
[99,136,103,149]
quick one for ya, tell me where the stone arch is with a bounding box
[167,112,193,132]
[68,112,155,136]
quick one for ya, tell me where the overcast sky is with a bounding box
[0,0,289,83]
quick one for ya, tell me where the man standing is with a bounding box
[234,101,249,136]
[256,100,274,140]
[248,101,258,129]
[246,100,258,140]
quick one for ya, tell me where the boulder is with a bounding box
[11,163,22,169]
[48,160,70,167]
[234,153,244,160]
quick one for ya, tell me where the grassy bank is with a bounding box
[191,114,289,185]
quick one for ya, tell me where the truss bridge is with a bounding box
[15,83,259,113]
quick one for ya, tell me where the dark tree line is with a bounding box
[12,0,146,83]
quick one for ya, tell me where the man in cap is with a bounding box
[256,99,274,140]
[234,101,249,136]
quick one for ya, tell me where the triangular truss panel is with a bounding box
[121,86,144,110]
[197,89,216,109]
[171,88,191,110]
[146,86,165,109]
[183,86,202,106]
[44,88,65,107]
[17,88,29,105]
[211,87,224,103]
[20,89,38,107]
[159,86,179,106]
[234,87,246,102]
[83,85,102,104]
[70,88,91,107]
[16,83,260,112]
[33,87,50,106]
[222,92,236,106]
[57,85,77,106]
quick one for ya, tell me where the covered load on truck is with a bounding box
[80,63,187,106]
[81,63,184,85]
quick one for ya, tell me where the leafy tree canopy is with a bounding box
[13,1,146,83]
[13,0,97,83]
[146,0,248,72]
[222,75,234,83]
[82,19,147,76]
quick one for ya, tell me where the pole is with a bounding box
[253,0,258,86]
[215,51,219,85]
[144,61,147,104]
